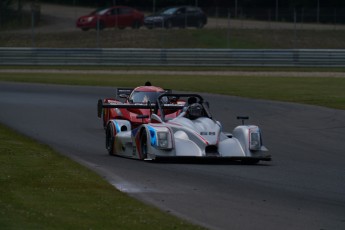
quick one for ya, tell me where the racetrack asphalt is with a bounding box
[0,82,344,230]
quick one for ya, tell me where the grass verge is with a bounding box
[0,72,344,110]
[1,28,345,49]
[0,123,204,229]
[1,65,345,72]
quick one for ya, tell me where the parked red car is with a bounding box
[76,6,144,31]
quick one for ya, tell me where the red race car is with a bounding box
[76,6,144,31]
[97,82,184,129]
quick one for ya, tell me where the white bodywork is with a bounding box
[104,93,270,163]
[107,114,270,163]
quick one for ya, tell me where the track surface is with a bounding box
[1,82,344,230]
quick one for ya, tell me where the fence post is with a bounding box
[294,9,297,48]
[96,19,100,48]
[153,0,156,14]
[31,8,35,48]
[227,9,231,48]
[215,7,219,28]
[317,0,320,23]
[275,0,279,22]
[333,8,337,30]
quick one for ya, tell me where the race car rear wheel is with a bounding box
[241,159,260,165]
[106,124,115,155]
[140,130,148,160]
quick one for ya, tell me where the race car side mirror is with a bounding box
[237,116,249,125]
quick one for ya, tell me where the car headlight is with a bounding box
[151,16,163,22]
[249,129,261,150]
[86,17,94,22]
[148,126,172,150]
[157,132,169,148]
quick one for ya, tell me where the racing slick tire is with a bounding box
[105,124,115,155]
[241,159,260,165]
[140,130,148,160]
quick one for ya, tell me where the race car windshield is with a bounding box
[130,91,163,103]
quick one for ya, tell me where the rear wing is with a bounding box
[116,88,133,97]
[116,88,172,98]
[97,99,184,118]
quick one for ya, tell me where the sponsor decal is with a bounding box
[148,125,157,146]
[113,121,120,133]
[200,132,216,135]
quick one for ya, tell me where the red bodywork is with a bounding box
[76,6,144,31]
[101,85,182,129]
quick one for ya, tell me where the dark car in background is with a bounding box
[144,6,207,29]
[76,6,144,31]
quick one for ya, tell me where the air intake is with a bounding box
[205,145,219,156]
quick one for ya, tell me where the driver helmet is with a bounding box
[142,95,149,103]
[187,103,203,119]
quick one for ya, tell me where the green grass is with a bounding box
[1,65,345,72]
[0,123,204,229]
[1,28,345,49]
[0,72,344,110]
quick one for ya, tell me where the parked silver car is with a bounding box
[144,6,207,29]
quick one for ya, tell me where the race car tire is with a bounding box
[140,130,148,160]
[241,159,259,165]
[106,124,115,155]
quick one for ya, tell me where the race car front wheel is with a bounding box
[106,124,115,155]
[140,130,148,160]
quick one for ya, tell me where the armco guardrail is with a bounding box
[0,48,344,67]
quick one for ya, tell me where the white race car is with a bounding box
[102,93,271,164]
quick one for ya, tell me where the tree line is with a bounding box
[39,0,345,8]
[1,0,344,26]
